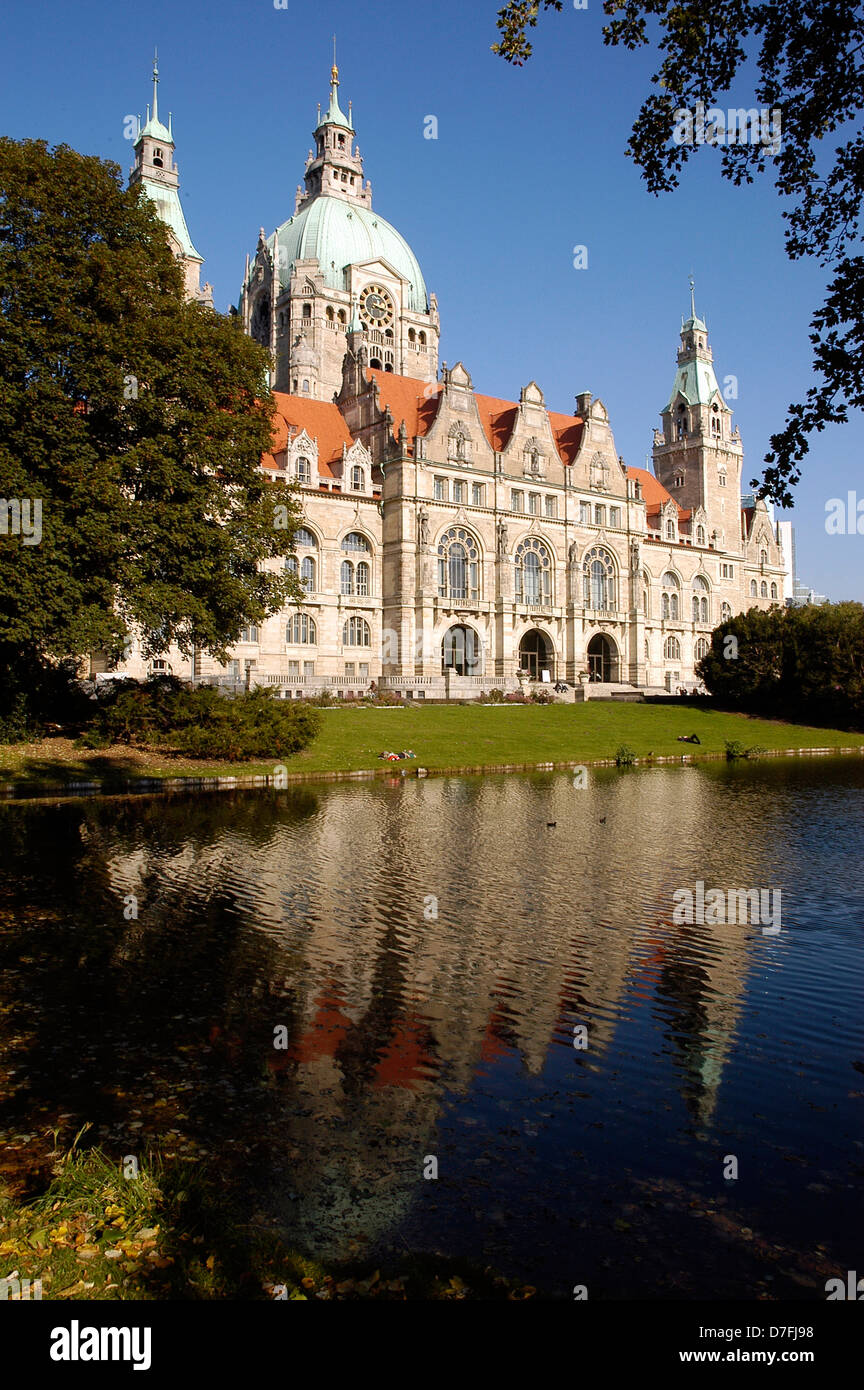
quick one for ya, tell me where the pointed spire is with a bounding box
[317,52,353,131]
[152,49,159,127]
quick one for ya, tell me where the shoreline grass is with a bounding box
[0,703,862,793]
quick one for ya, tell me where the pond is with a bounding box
[1,758,862,1298]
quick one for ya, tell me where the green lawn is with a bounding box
[1,703,861,790]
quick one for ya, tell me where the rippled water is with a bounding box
[1,759,862,1297]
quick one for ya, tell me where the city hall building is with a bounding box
[115,61,788,699]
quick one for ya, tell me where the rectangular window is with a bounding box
[720,563,734,579]
[359,662,369,680]
[453,480,466,503]
[594,505,605,526]
[719,473,727,487]
[610,506,621,528]
[287,659,300,679]
[434,477,447,501]
[528,493,539,515]
[303,661,315,679]
[545,495,557,518]
[344,663,355,679]
[579,501,591,524]
[472,483,485,506]
[511,490,523,512]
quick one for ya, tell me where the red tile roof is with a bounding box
[368,369,585,464]
[367,368,442,444]
[267,393,356,479]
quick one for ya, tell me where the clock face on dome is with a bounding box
[359,284,394,327]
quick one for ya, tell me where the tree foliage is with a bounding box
[0,138,303,690]
[697,603,864,729]
[494,1,864,505]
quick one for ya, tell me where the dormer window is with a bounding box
[296,456,311,483]
[666,520,676,540]
[351,466,365,492]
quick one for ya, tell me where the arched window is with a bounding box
[343,616,371,647]
[760,549,768,568]
[408,327,416,343]
[693,574,709,623]
[695,637,709,661]
[642,573,650,617]
[351,465,365,492]
[664,636,681,660]
[721,601,732,622]
[418,331,427,346]
[661,571,680,621]
[342,531,370,553]
[770,582,778,600]
[760,580,768,597]
[644,638,650,660]
[356,561,370,596]
[296,456,311,483]
[582,547,616,611]
[515,537,552,605]
[294,526,316,549]
[666,519,676,540]
[750,579,758,597]
[287,614,316,644]
[302,302,312,320]
[697,524,706,546]
[337,308,347,325]
[340,560,355,596]
[300,556,315,593]
[326,306,335,322]
[437,526,480,601]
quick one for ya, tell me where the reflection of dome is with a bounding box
[271,197,428,313]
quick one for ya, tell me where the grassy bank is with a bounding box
[1,703,862,790]
[0,1139,532,1300]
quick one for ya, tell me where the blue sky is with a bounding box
[1,0,861,598]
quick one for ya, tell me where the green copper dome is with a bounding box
[270,197,429,314]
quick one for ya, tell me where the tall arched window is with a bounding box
[515,537,552,605]
[287,614,316,644]
[296,456,311,483]
[642,571,651,618]
[692,574,709,623]
[343,616,371,647]
[697,524,706,546]
[442,625,481,675]
[721,601,732,622]
[661,571,680,620]
[356,561,370,596]
[340,560,355,596]
[770,582,778,600]
[582,547,616,611]
[760,580,768,597]
[438,527,480,602]
[750,579,758,596]
[351,465,365,492]
[664,636,681,660]
[760,549,768,568]
[695,637,710,661]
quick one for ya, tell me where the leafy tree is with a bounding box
[0,138,303,716]
[493,1,864,505]
[698,602,864,728]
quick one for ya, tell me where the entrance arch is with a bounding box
[442,624,482,676]
[587,633,618,683]
[518,629,554,681]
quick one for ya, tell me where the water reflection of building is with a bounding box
[103,768,774,1249]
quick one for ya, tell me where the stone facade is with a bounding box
[112,64,788,700]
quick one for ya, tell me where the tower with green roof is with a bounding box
[239,61,439,398]
[652,283,742,552]
[129,55,213,308]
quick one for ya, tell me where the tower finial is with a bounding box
[689,272,696,321]
[152,48,159,126]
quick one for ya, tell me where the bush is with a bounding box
[615,745,637,767]
[488,689,506,703]
[84,678,321,761]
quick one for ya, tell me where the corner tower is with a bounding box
[239,62,439,398]
[129,55,213,307]
[652,284,742,550]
